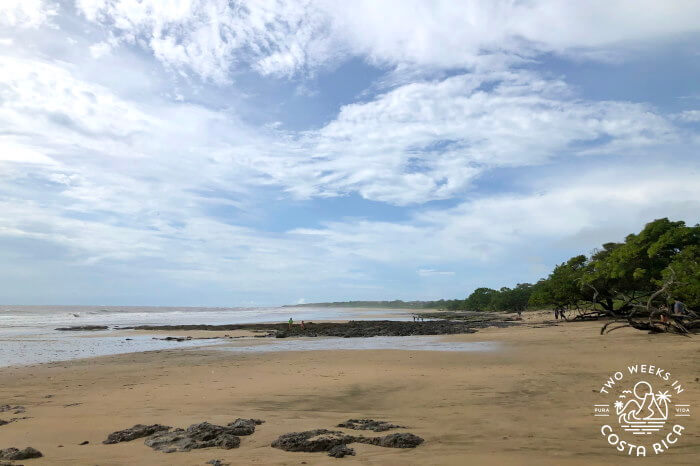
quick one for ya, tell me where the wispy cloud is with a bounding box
[0,1,698,304]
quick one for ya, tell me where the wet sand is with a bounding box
[0,314,698,465]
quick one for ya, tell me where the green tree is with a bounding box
[529,255,587,310]
[490,284,533,312]
[581,218,699,315]
[464,287,497,311]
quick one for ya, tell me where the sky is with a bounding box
[0,0,699,306]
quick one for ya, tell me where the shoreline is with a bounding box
[1,317,698,464]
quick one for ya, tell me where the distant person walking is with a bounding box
[288,317,293,329]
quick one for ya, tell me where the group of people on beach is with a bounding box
[412,315,425,322]
[288,318,305,330]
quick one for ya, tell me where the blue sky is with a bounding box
[1,1,699,306]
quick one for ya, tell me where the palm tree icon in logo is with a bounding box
[616,381,671,434]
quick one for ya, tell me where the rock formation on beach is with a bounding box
[0,447,43,460]
[271,426,423,458]
[103,424,172,444]
[104,419,265,454]
[337,419,405,432]
[55,325,109,331]
[125,319,516,338]
[145,422,243,453]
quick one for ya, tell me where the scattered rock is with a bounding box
[55,325,108,331]
[78,441,89,445]
[328,445,355,458]
[271,429,354,453]
[0,420,8,426]
[0,406,24,414]
[145,422,241,453]
[271,428,424,458]
[227,418,264,436]
[205,460,230,466]
[103,424,172,444]
[337,419,404,432]
[0,447,43,460]
[362,433,423,448]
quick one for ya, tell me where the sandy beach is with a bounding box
[1,314,698,465]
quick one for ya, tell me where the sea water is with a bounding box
[0,306,495,367]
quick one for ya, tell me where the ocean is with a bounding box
[0,305,415,367]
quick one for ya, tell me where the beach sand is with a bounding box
[1,314,698,465]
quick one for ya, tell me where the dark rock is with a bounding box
[103,424,172,444]
[272,429,424,457]
[123,318,511,338]
[227,418,264,436]
[337,419,404,432]
[55,325,108,331]
[328,445,355,458]
[0,447,43,460]
[78,441,89,445]
[361,433,424,448]
[0,406,24,414]
[145,422,241,453]
[205,460,230,466]
[0,420,8,426]
[271,429,354,452]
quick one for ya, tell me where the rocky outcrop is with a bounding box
[271,428,424,458]
[144,422,242,453]
[337,419,405,432]
[328,445,355,458]
[0,447,43,460]
[360,433,423,448]
[103,424,172,444]
[271,429,355,453]
[227,418,264,436]
[0,406,25,414]
[124,318,516,338]
[55,325,108,331]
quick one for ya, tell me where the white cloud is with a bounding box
[74,0,700,80]
[0,0,56,28]
[676,110,700,122]
[261,71,677,205]
[291,163,700,269]
[89,41,112,58]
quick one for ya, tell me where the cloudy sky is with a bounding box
[1,1,699,306]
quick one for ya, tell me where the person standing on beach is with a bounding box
[673,301,686,315]
[288,317,293,328]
